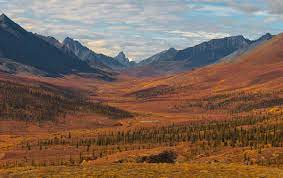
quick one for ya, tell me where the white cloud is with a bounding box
[168,30,230,40]
[267,0,283,15]
[0,0,281,60]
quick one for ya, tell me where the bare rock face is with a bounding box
[220,33,273,62]
[139,48,178,66]
[0,13,27,38]
[136,34,273,75]
[114,51,136,67]
[63,37,125,70]
[0,13,104,76]
[174,35,251,66]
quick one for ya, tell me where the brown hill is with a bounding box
[114,33,283,118]
[131,33,283,94]
[126,33,273,77]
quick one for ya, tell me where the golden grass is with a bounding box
[1,163,282,177]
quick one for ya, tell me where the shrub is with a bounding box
[137,150,177,163]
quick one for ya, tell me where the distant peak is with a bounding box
[64,37,74,42]
[255,33,273,42]
[0,13,12,23]
[117,51,126,57]
[0,13,6,18]
[0,13,7,18]
[230,35,245,40]
[115,51,130,65]
[261,33,272,38]
[63,37,81,46]
[0,13,26,35]
[168,48,177,52]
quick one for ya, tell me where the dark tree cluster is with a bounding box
[182,90,283,113]
[137,150,177,163]
[0,80,133,121]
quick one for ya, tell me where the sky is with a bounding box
[0,0,283,61]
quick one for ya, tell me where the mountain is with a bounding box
[36,34,80,59]
[114,51,136,67]
[133,34,273,76]
[0,57,47,75]
[175,35,251,65]
[131,33,283,98]
[0,14,107,77]
[220,33,273,62]
[36,34,111,72]
[139,48,178,66]
[63,37,125,70]
[36,35,64,49]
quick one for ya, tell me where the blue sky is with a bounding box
[0,0,282,61]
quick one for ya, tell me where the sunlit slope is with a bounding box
[131,33,283,95]
[1,163,283,177]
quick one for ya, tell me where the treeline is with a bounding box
[93,113,283,148]
[129,85,175,99]
[2,113,282,168]
[87,102,133,119]
[182,90,283,113]
[26,113,282,149]
[0,80,133,121]
[24,113,283,153]
[136,150,177,163]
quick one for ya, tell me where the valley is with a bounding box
[0,33,282,176]
[0,12,282,177]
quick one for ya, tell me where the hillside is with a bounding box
[63,37,126,70]
[1,163,283,177]
[1,1,283,176]
[0,77,133,122]
[114,51,136,67]
[130,33,283,95]
[128,34,273,76]
[0,33,282,176]
[0,14,110,78]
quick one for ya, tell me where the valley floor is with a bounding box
[0,55,282,176]
[1,163,283,177]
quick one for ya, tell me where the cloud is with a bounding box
[0,0,282,60]
[168,30,229,39]
[190,0,283,16]
[226,1,261,13]
[267,0,283,15]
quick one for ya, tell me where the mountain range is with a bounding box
[63,37,127,70]
[0,14,98,76]
[114,51,136,67]
[129,33,273,76]
[0,13,275,78]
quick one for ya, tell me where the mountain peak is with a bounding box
[63,36,75,43]
[0,13,6,19]
[167,48,177,52]
[63,37,84,48]
[0,13,26,36]
[257,33,273,41]
[115,51,132,66]
[264,32,272,36]
[116,51,126,58]
[0,13,9,20]
[62,37,86,57]
[0,13,14,25]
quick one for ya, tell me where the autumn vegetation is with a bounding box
[0,80,133,121]
[1,34,283,177]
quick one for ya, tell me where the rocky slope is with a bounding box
[131,34,273,76]
[0,14,103,76]
[114,51,135,67]
[63,37,125,70]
